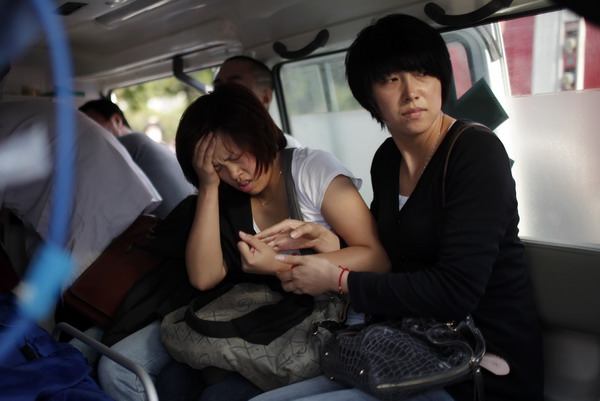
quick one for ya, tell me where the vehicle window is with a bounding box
[280,53,385,205]
[502,12,600,94]
[111,69,216,147]
[277,9,600,248]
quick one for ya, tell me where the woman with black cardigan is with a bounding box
[250,13,543,401]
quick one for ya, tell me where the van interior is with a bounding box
[1,1,599,400]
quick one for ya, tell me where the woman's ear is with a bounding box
[258,88,274,110]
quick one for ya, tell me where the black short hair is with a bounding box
[346,14,453,127]
[79,98,131,128]
[223,56,273,89]
[175,83,286,188]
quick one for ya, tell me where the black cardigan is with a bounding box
[347,122,544,401]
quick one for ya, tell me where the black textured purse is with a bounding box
[320,316,486,400]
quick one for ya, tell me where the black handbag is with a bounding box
[321,316,486,400]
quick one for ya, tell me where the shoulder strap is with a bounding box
[280,147,303,221]
[280,148,316,255]
[442,122,485,208]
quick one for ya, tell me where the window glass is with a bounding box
[492,10,600,248]
[109,65,292,147]
[448,41,473,98]
[111,69,216,147]
[280,54,385,205]
[501,11,600,94]
[277,9,600,248]
[281,54,361,115]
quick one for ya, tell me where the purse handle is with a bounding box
[184,282,313,345]
[442,121,486,208]
[281,147,302,221]
[280,147,316,255]
[441,122,489,401]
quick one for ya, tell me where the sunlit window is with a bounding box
[111,69,215,146]
[501,12,600,95]
[276,9,600,248]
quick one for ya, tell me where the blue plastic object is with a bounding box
[0,0,75,362]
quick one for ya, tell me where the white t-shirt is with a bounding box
[291,147,361,228]
[0,100,161,285]
[283,133,303,149]
[252,147,361,232]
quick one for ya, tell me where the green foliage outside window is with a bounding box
[112,68,215,145]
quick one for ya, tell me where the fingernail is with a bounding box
[275,255,284,261]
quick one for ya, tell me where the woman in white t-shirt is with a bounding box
[176,84,389,293]
[98,83,389,401]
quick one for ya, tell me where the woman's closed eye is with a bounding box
[213,153,242,171]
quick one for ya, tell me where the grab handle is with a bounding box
[273,29,329,59]
[425,0,513,26]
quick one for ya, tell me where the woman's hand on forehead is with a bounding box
[193,132,221,188]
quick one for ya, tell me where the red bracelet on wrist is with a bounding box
[337,265,349,295]
[290,252,299,269]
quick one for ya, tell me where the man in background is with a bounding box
[79,99,194,218]
[213,56,303,148]
[1,64,161,282]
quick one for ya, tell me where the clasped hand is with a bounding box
[274,253,339,296]
[238,229,339,296]
[254,219,340,253]
[237,231,287,275]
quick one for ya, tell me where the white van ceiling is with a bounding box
[41,0,555,79]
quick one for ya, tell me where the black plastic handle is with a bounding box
[273,29,329,60]
[173,55,207,94]
[425,0,513,26]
